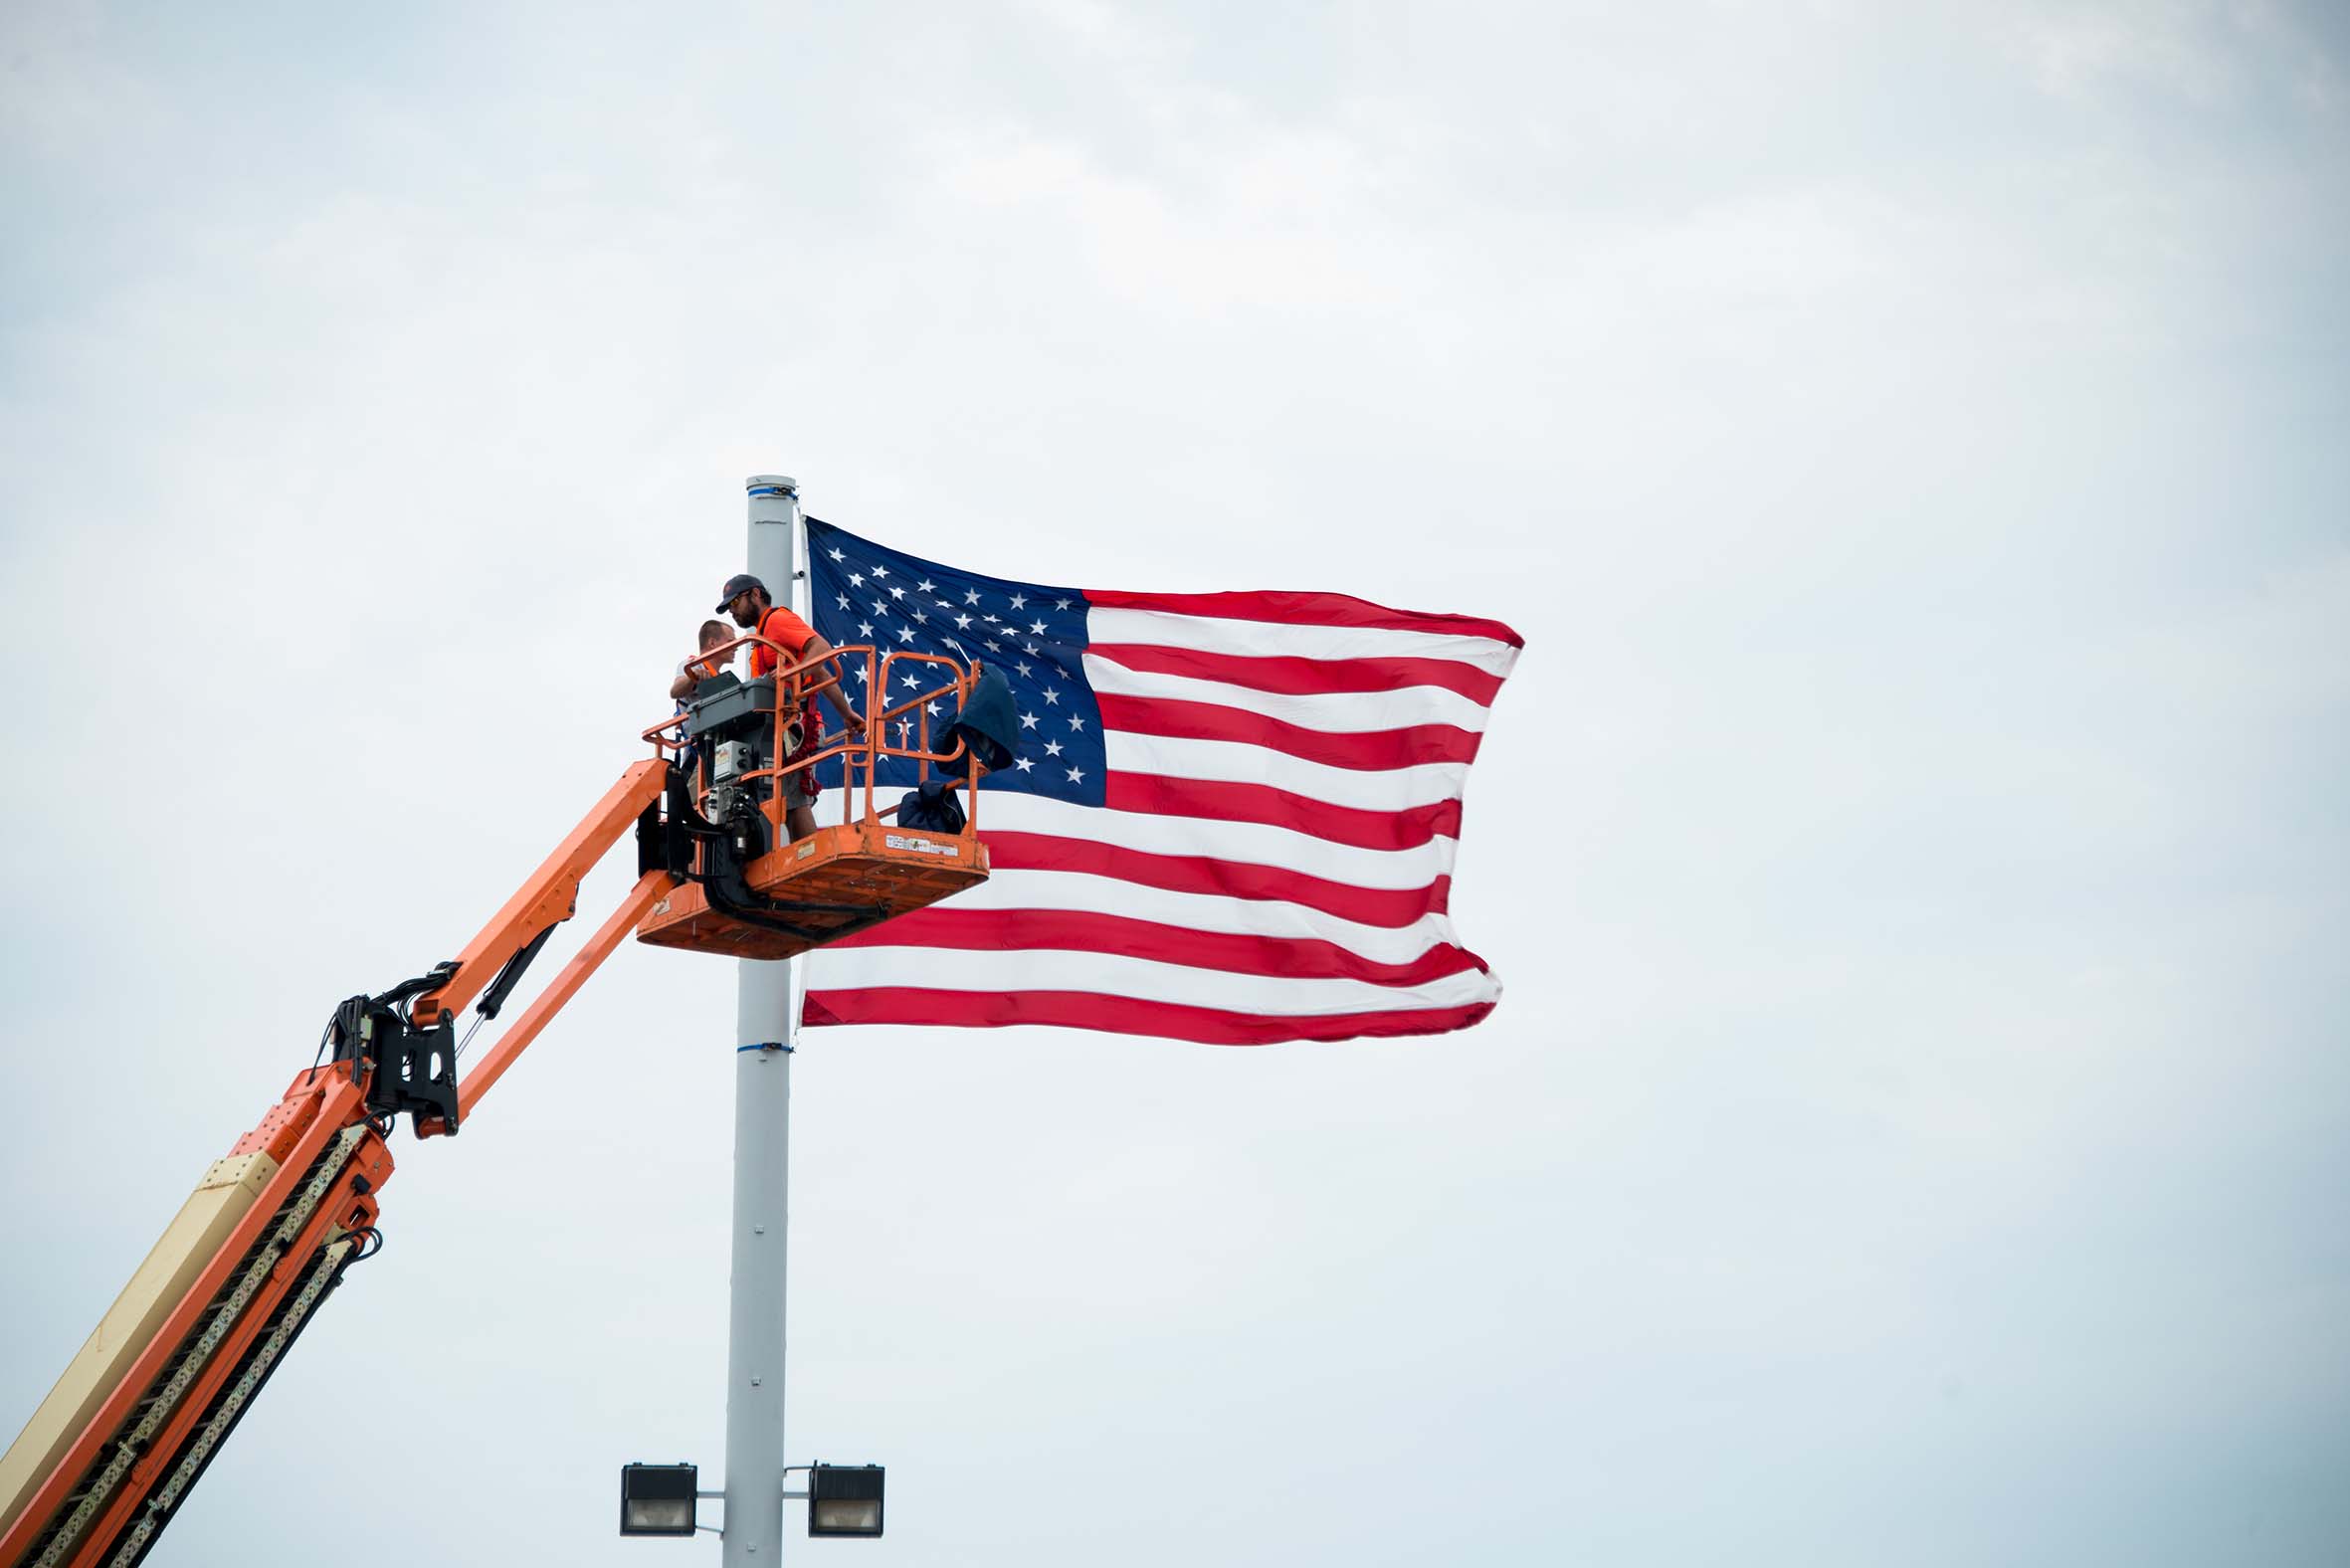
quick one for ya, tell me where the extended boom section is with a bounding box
[0,1073,388,1568]
[2,637,998,1566]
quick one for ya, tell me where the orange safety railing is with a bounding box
[640,629,987,837]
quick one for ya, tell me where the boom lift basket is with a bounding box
[634,638,992,961]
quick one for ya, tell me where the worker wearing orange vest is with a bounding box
[668,618,735,701]
[716,572,864,842]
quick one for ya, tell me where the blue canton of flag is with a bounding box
[805,517,1105,803]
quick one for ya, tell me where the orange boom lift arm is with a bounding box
[0,761,677,1568]
[321,758,677,1143]
[0,637,998,1568]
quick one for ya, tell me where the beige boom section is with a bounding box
[0,1153,281,1527]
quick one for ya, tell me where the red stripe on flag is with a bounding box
[1086,588,1523,650]
[829,907,1487,986]
[981,831,1452,929]
[1088,643,1505,705]
[1098,692,1483,770]
[801,986,1497,1045]
[1103,773,1465,853]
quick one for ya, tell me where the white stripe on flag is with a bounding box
[1105,731,1472,810]
[811,945,1502,1017]
[971,793,1460,890]
[1084,654,1494,733]
[1086,607,1521,676]
[941,869,1464,963]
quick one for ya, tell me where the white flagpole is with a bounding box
[724,473,799,1561]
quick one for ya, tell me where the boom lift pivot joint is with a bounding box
[324,970,463,1136]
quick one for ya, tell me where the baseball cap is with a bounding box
[715,573,766,612]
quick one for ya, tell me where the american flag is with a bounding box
[800,517,1522,1045]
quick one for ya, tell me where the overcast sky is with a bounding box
[3,3,2346,1564]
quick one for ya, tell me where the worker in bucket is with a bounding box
[716,572,864,842]
[669,617,734,701]
[668,618,736,785]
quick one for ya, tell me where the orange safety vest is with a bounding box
[747,605,817,679]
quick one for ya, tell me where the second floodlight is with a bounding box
[808,1463,884,1537]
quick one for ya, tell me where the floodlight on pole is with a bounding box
[619,1463,699,1537]
[808,1464,884,1538]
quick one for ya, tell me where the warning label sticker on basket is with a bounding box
[884,834,961,858]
